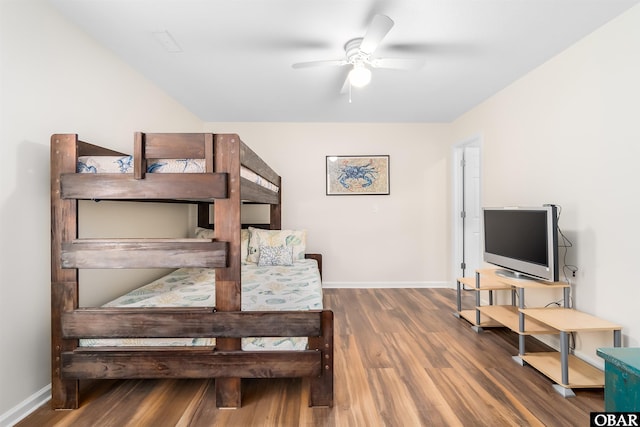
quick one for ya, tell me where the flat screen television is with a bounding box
[483,205,559,282]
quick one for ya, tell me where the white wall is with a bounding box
[0,0,203,422]
[203,123,452,287]
[451,4,640,362]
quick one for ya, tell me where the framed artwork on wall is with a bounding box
[326,155,390,195]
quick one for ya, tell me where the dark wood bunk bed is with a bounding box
[50,132,333,410]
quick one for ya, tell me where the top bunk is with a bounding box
[51,132,280,205]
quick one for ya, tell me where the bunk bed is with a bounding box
[50,132,333,410]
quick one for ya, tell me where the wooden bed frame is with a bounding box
[50,132,333,409]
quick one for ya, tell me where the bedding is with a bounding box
[195,227,251,264]
[247,227,306,263]
[195,227,306,266]
[77,155,279,193]
[79,258,323,351]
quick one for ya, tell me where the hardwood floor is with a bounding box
[19,288,604,426]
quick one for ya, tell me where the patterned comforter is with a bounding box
[80,259,322,351]
[77,155,279,192]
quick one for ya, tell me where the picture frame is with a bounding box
[326,155,390,195]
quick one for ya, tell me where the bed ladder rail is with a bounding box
[61,348,323,379]
[238,139,281,205]
[58,308,334,408]
[60,173,228,201]
[61,308,325,338]
[60,238,228,269]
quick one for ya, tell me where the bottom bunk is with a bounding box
[57,255,333,409]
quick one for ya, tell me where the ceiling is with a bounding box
[50,0,639,123]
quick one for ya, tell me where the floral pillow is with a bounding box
[257,245,294,266]
[195,227,250,264]
[247,227,306,264]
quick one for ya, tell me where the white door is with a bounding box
[462,146,481,277]
[453,138,482,280]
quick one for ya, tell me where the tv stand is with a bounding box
[454,269,622,396]
[520,307,622,397]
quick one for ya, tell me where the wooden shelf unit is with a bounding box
[521,352,605,389]
[471,269,570,357]
[457,309,503,329]
[520,308,622,334]
[521,307,622,397]
[454,269,622,397]
[454,275,511,331]
[455,269,568,335]
[477,305,557,335]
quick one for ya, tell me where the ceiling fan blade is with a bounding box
[340,75,351,95]
[292,59,348,69]
[385,42,479,56]
[371,57,425,70]
[359,14,394,55]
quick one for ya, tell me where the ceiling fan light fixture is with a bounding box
[349,63,372,87]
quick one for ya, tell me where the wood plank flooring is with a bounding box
[19,288,604,426]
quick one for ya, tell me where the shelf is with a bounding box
[520,308,622,332]
[455,269,620,398]
[522,352,604,388]
[477,269,570,289]
[457,309,503,328]
[457,277,475,288]
[455,275,512,329]
[458,276,512,291]
[477,306,558,335]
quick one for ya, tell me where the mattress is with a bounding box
[79,259,322,351]
[77,155,279,193]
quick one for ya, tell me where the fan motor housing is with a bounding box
[344,38,368,63]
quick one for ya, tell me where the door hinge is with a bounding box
[461,262,466,270]
[460,211,466,219]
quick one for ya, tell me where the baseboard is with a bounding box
[322,281,449,289]
[0,384,51,427]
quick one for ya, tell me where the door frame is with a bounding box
[452,134,483,285]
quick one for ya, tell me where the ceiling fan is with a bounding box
[292,14,424,94]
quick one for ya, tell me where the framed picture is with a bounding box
[326,155,390,195]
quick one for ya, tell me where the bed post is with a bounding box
[197,203,210,228]
[213,134,243,408]
[50,134,80,409]
[308,310,334,407]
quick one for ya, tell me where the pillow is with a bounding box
[194,226,214,239]
[247,227,306,264]
[240,229,250,263]
[257,245,294,266]
[195,227,250,264]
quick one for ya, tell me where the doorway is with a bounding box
[452,136,482,282]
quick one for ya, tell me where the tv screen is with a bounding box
[483,206,559,282]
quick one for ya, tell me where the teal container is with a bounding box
[597,347,640,411]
